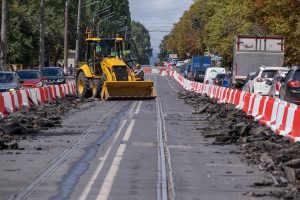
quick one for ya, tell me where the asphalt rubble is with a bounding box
[0,95,96,151]
[178,91,300,200]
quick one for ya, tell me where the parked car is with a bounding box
[16,70,45,88]
[192,70,205,82]
[203,67,226,84]
[279,66,300,104]
[249,66,288,95]
[213,73,226,86]
[0,71,23,92]
[41,67,66,85]
[267,69,289,98]
[242,72,256,92]
[176,61,185,68]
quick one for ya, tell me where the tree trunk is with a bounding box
[39,0,45,69]
[0,0,8,71]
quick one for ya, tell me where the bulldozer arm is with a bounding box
[101,81,156,100]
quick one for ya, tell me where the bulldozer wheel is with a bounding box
[92,79,103,98]
[77,71,92,98]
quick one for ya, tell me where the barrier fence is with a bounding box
[0,82,76,117]
[170,69,300,142]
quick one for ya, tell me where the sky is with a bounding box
[129,0,194,63]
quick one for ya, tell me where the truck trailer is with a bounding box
[232,35,284,85]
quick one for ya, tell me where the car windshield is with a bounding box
[0,73,17,83]
[261,70,278,78]
[41,68,63,77]
[17,71,41,79]
[216,74,226,79]
[293,70,300,81]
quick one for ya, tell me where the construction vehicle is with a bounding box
[76,30,156,100]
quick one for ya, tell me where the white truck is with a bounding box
[232,35,284,86]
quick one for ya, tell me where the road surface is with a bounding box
[1,74,279,200]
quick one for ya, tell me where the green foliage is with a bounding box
[159,0,300,65]
[131,21,152,65]
[3,0,144,67]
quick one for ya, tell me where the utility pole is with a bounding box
[39,0,45,69]
[74,0,81,67]
[0,0,8,71]
[64,0,69,74]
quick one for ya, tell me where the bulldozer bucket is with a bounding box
[101,81,156,100]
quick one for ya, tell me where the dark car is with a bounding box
[0,71,23,92]
[16,70,44,88]
[213,73,226,86]
[41,67,66,85]
[279,66,300,104]
[191,70,205,82]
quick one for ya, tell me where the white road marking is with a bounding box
[135,101,142,114]
[96,120,135,200]
[78,120,127,200]
[129,101,138,114]
[122,120,135,141]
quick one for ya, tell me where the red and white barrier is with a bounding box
[0,83,76,117]
[170,69,300,143]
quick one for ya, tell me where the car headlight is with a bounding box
[35,82,43,87]
[9,88,15,91]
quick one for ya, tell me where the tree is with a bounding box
[131,21,152,65]
[159,0,300,66]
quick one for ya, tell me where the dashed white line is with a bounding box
[96,119,135,200]
[135,101,142,114]
[78,120,127,200]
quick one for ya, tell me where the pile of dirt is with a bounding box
[178,91,300,199]
[0,96,95,150]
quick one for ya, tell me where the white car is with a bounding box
[176,61,185,68]
[203,67,226,84]
[249,66,289,95]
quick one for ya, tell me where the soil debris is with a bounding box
[178,90,300,199]
[0,95,94,150]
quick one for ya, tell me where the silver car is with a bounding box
[0,71,22,92]
[267,70,289,98]
[242,72,256,92]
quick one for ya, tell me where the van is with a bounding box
[203,67,226,84]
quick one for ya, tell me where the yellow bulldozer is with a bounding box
[76,31,156,100]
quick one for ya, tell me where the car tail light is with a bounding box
[256,78,264,82]
[288,81,300,87]
[276,83,280,91]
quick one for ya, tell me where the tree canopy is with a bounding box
[131,21,152,65]
[160,0,300,66]
[2,0,151,67]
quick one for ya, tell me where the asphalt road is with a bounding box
[1,74,280,200]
